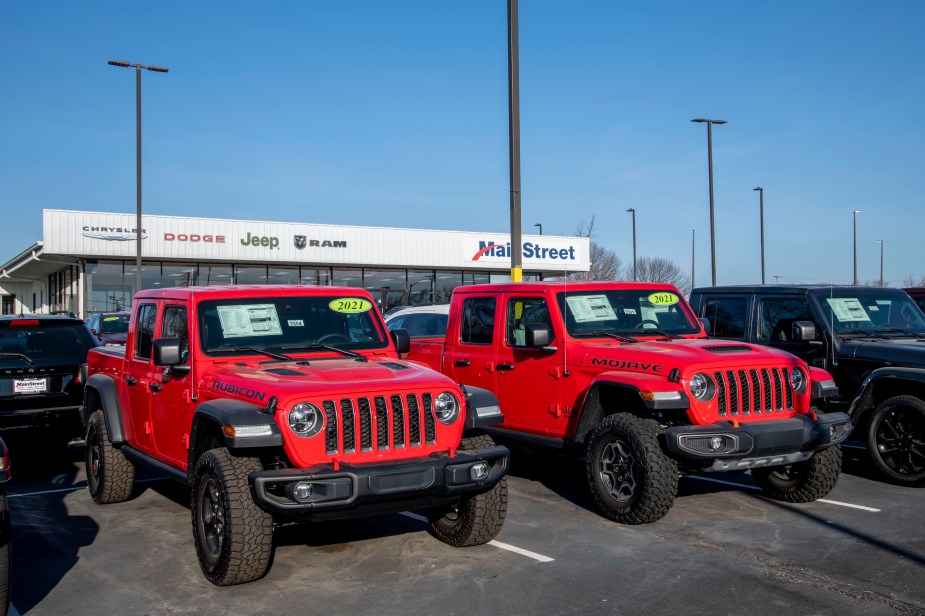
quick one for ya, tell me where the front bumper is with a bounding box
[249,445,509,520]
[664,412,852,471]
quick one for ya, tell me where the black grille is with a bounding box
[375,396,389,449]
[422,393,436,444]
[341,399,356,452]
[712,368,795,417]
[391,395,406,448]
[358,398,373,451]
[407,394,421,446]
[323,401,338,454]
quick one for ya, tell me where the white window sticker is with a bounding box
[217,304,284,338]
[566,295,618,323]
[825,298,872,323]
[288,319,304,327]
[868,305,879,311]
[623,308,637,315]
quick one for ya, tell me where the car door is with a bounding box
[126,302,157,452]
[443,295,499,398]
[151,303,192,467]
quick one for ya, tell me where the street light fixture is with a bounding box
[692,118,726,285]
[878,239,884,287]
[853,209,861,285]
[753,187,765,285]
[534,223,543,235]
[108,59,170,297]
[626,208,637,281]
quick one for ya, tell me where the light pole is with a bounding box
[627,208,637,281]
[878,239,884,287]
[853,209,860,285]
[692,118,726,285]
[534,223,543,235]
[507,0,522,282]
[109,59,170,297]
[690,229,695,289]
[753,187,765,285]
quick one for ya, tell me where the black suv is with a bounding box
[0,314,98,439]
[689,285,925,485]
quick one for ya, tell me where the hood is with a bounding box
[571,337,803,376]
[201,356,457,405]
[838,336,925,368]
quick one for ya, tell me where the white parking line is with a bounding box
[398,512,554,563]
[8,478,162,499]
[687,475,880,512]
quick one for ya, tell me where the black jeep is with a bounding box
[689,285,925,485]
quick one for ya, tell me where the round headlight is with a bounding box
[790,367,807,393]
[689,373,716,401]
[288,402,323,437]
[434,391,460,425]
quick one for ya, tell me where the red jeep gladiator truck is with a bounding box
[404,281,851,524]
[82,286,508,585]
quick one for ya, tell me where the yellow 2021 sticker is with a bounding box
[648,292,680,306]
[329,298,373,314]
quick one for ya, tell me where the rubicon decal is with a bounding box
[212,381,267,401]
[591,358,665,373]
[472,241,576,261]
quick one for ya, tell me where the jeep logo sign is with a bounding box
[241,232,279,249]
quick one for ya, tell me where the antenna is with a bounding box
[562,268,569,376]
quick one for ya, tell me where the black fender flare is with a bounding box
[573,378,690,444]
[83,373,126,444]
[459,385,504,431]
[847,367,925,422]
[188,399,284,474]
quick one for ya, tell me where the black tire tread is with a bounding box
[585,413,678,524]
[752,445,842,502]
[86,410,135,504]
[191,449,273,586]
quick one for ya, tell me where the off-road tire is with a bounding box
[585,413,678,524]
[427,433,507,547]
[0,494,10,616]
[866,395,925,484]
[85,410,135,504]
[752,445,842,502]
[191,449,273,586]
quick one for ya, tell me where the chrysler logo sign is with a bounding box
[82,226,147,241]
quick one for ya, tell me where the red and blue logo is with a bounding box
[471,241,576,261]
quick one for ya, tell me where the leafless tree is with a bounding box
[634,256,692,295]
[568,215,624,281]
[903,274,925,287]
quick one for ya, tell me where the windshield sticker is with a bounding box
[104,316,122,322]
[566,295,618,323]
[216,304,283,338]
[623,308,637,315]
[647,292,679,306]
[868,305,879,311]
[825,298,872,322]
[329,298,373,314]
[288,319,304,327]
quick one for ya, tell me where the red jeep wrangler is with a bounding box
[82,286,508,585]
[405,281,851,524]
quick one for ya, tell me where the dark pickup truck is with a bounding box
[690,285,925,484]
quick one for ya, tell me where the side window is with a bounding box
[759,298,813,341]
[134,304,157,360]
[506,298,554,347]
[88,315,98,332]
[162,305,189,365]
[406,314,448,338]
[703,297,747,339]
[460,298,495,345]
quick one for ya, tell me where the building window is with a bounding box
[299,267,331,286]
[434,272,461,304]
[407,270,435,306]
[1,295,15,315]
[267,267,299,285]
[162,263,199,287]
[363,269,406,313]
[199,264,233,286]
[332,268,362,287]
[234,265,267,285]
[86,261,131,313]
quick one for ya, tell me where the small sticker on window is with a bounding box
[329,298,373,314]
[868,305,879,311]
[648,292,679,306]
[565,295,618,323]
[288,319,304,327]
[623,308,637,315]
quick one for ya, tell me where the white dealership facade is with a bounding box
[0,210,590,316]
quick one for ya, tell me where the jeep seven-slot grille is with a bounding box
[713,368,794,417]
[322,393,439,455]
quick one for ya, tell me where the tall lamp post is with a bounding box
[507,0,523,282]
[534,223,543,235]
[109,59,169,296]
[692,118,726,285]
[753,186,765,285]
[852,209,861,285]
[627,208,637,281]
[690,229,695,290]
[878,239,884,287]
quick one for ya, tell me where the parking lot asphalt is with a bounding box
[5,440,924,616]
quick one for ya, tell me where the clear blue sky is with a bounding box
[2,1,923,286]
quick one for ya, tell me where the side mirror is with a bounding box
[391,329,411,354]
[699,317,712,335]
[525,323,552,348]
[792,321,816,341]
[153,338,181,366]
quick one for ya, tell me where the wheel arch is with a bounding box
[188,399,284,481]
[83,373,126,444]
[574,381,651,444]
[848,367,925,424]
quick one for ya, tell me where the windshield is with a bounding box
[197,295,390,356]
[100,314,130,334]
[814,290,925,335]
[556,289,701,337]
[0,321,97,364]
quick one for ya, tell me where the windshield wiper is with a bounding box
[211,347,294,361]
[620,328,684,340]
[577,331,639,343]
[0,352,33,365]
[281,344,368,362]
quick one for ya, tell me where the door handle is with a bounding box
[149,383,163,393]
[497,363,515,371]
[454,359,471,367]
[126,376,138,386]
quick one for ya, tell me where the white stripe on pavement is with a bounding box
[687,475,880,512]
[8,477,163,499]
[398,512,554,563]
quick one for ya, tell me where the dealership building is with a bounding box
[0,210,590,317]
